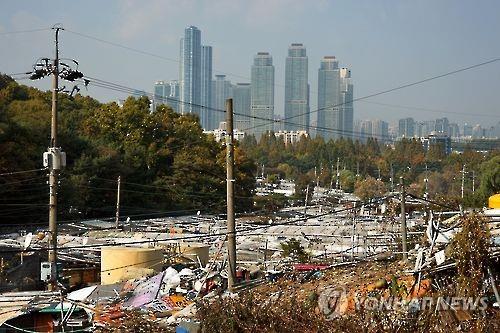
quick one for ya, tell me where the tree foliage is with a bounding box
[0,78,256,225]
[354,176,387,201]
[280,238,310,263]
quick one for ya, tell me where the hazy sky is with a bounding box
[1,0,500,128]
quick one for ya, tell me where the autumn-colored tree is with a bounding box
[354,176,387,201]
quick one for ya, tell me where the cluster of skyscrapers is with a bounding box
[153,26,354,141]
[352,116,500,143]
[398,117,500,139]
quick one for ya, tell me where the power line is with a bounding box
[0,205,217,228]
[79,72,500,145]
[358,100,500,119]
[8,27,500,137]
[78,75,395,142]
[65,29,253,83]
[0,194,398,254]
[58,26,500,131]
[0,28,50,36]
[0,168,47,176]
[0,175,47,186]
[90,176,252,199]
[78,77,500,149]
[243,57,500,133]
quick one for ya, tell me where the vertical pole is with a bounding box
[461,164,466,199]
[329,164,334,189]
[304,184,310,217]
[400,177,408,260]
[225,98,236,292]
[48,27,60,291]
[115,175,121,229]
[335,157,340,190]
[390,163,394,192]
[424,163,429,199]
[264,238,268,270]
[472,170,475,194]
[351,214,355,261]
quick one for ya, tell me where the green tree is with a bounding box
[281,238,310,263]
[478,155,500,198]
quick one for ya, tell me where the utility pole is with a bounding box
[47,27,62,291]
[472,170,475,194]
[304,184,310,218]
[351,214,356,261]
[461,164,466,199]
[314,167,319,187]
[329,163,334,189]
[115,175,121,229]
[400,177,408,261]
[390,163,394,192]
[225,98,236,292]
[264,238,268,270]
[335,157,340,190]
[424,163,429,199]
[28,25,84,290]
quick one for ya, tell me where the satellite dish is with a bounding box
[24,233,33,250]
[126,217,131,223]
[197,211,201,216]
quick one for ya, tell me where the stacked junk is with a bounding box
[1,195,500,332]
[0,241,263,332]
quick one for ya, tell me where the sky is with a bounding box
[1,0,500,128]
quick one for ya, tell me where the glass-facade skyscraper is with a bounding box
[200,45,212,129]
[153,80,180,112]
[284,43,309,132]
[340,67,353,138]
[233,83,251,130]
[154,81,168,111]
[179,26,201,116]
[317,56,341,140]
[211,75,233,129]
[398,117,415,138]
[250,52,274,139]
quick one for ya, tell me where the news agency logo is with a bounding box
[317,285,349,319]
[318,285,488,320]
[355,296,488,312]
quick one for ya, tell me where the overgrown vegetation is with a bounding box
[197,290,499,332]
[450,213,490,297]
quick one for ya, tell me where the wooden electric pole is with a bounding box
[225,98,236,292]
[400,176,408,260]
[115,175,121,229]
[335,157,340,190]
[304,184,310,217]
[461,164,466,199]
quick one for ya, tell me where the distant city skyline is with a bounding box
[1,1,499,128]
